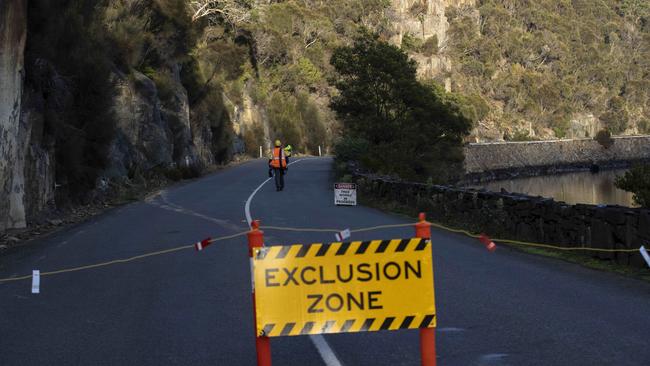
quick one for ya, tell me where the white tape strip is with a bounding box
[32,270,40,294]
[195,241,203,251]
[640,246,650,268]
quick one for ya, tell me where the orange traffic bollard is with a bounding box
[414,213,436,366]
[479,233,497,252]
[248,220,272,366]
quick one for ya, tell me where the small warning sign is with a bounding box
[253,238,435,337]
[334,183,357,206]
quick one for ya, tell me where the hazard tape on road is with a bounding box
[1,217,646,286]
[261,221,644,254]
[0,231,249,285]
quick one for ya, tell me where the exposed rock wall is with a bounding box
[20,81,55,220]
[106,70,173,177]
[355,174,650,268]
[389,0,475,85]
[0,0,27,230]
[464,136,650,175]
[107,69,227,178]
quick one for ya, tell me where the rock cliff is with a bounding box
[0,16,241,232]
[389,0,475,87]
[0,0,28,230]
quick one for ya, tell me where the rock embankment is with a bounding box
[464,136,650,181]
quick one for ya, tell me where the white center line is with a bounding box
[243,157,343,366]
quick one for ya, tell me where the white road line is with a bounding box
[244,177,272,225]
[244,158,312,226]
[310,334,343,366]
[243,157,343,366]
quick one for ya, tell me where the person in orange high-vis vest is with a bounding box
[268,139,287,191]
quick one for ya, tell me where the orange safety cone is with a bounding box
[479,234,497,252]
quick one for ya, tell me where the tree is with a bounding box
[330,34,472,182]
[615,164,650,207]
[594,129,614,149]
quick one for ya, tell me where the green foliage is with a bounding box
[243,122,266,157]
[330,34,472,182]
[615,164,650,207]
[297,93,329,154]
[265,91,329,155]
[639,119,650,134]
[401,32,423,53]
[504,130,535,142]
[334,137,370,162]
[446,0,650,138]
[600,96,630,133]
[267,92,304,150]
[421,35,438,56]
[595,129,614,149]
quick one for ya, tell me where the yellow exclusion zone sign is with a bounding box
[253,238,435,337]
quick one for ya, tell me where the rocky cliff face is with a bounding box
[389,0,475,88]
[106,70,173,178]
[0,0,28,230]
[107,68,234,179]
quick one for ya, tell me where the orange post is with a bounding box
[248,220,272,366]
[415,213,436,366]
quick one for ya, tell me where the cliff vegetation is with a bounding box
[442,0,650,139]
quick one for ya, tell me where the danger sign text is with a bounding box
[334,183,357,206]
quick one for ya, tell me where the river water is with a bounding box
[471,169,637,207]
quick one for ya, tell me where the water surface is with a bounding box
[472,169,637,207]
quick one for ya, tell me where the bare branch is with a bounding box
[188,0,252,25]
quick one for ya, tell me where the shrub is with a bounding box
[401,32,423,53]
[243,122,266,157]
[615,164,650,207]
[421,35,438,56]
[594,129,614,149]
[334,137,370,162]
[267,92,303,149]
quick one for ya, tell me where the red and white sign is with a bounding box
[334,183,357,206]
[195,237,212,251]
[335,228,351,241]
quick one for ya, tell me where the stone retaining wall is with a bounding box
[355,175,650,268]
[464,136,650,177]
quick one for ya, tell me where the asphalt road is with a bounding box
[1,157,649,365]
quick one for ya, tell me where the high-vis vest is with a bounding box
[270,147,287,169]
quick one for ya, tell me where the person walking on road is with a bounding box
[269,140,288,191]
